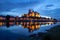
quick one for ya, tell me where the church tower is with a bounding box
[29,9,33,13]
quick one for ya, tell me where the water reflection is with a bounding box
[0,22,56,32]
[20,22,56,32]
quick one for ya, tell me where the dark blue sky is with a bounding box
[0,0,60,19]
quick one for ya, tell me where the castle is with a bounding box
[0,9,57,22]
[22,9,40,17]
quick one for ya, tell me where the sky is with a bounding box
[0,0,60,19]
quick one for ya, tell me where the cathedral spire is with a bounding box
[29,9,34,13]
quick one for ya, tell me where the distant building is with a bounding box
[0,15,5,20]
[15,16,19,21]
[0,9,57,22]
[22,9,40,18]
[9,16,15,21]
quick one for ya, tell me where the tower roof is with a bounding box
[29,9,34,13]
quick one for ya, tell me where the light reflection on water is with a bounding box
[0,21,60,40]
[0,22,58,32]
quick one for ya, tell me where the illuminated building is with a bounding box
[20,9,57,22]
[15,16,19,21]
[22,9,40,18]
[0,9,57,22]
[0,16,5,20]
[9,17,15,21]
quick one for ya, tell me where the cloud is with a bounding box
[41,8,60,19]
[0,0,43,3]
[0,0,44,12]
[46,4,54,7]
[41,15,51,18]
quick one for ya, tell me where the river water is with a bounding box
[0,22,60,40]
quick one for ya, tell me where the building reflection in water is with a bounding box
[20,22,56,32]
[0,21,56,32]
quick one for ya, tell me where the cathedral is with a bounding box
[22,9,40,17]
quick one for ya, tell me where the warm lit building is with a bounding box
[9,18,15,21]
[15,16,19,21]
[22,9,40,18]
[0,9,57,22]
[0,22,3,26]
[8,16,15,21]
[20,9,56,22]
[0,16,5,20]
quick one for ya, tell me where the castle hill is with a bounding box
[0,9,59,32]
[0,9,58,22]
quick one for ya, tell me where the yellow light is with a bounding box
[0,22,3,26]
[31,25,34,30]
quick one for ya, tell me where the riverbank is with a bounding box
[29,25,60,40]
